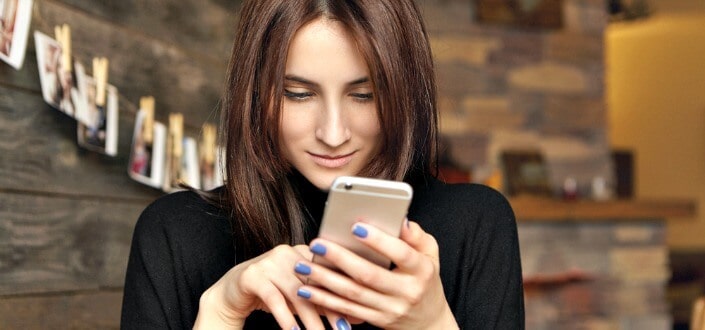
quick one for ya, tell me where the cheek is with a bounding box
[280,107,315,142]
[352,111,382,141]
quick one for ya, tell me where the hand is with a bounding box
[194,244,347,330]
[294,220,459,330]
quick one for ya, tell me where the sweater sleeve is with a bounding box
[470,189,525,329]
[415,182,525,330]
[120,200,182,329]
[461,185,525,329]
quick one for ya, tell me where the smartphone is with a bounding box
[314,176,413,270]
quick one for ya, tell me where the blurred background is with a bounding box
[0,0,702,328]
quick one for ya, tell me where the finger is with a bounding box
[308,238,408,296]
[289,297,325,330]
[254,281,300,330]
[252,245,321,329]
[323,309,352,330]
[293,244,314,260]
[288,262,326,329]
[297,284,388,327]
[400,220,439,260]
[297,259,394,310]
[348,222,427,272]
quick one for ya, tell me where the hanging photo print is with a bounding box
[163,113,200,192]
[0,0,33,69]
[199,123,225,191]
[75,58,119,156]
[128,96,166,189]
[34,28,77,116]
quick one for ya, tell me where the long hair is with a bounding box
[221,0,438,259]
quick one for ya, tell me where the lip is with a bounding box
[308,151,355,169]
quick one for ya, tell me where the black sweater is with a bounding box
[120,176,525,329]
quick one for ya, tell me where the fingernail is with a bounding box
[297,288,312,299]
[310,243,327,255]
[352,224,368,238]
[291,326,301,330]
[336,317,351,330]
[405,218,410,228]
[294,262,311,275]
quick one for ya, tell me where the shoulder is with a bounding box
[408,176,517,244]
[133,188,230,242]
[411,176,514,221]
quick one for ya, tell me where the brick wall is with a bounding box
[421,0,612,197]
[520,222,671,329]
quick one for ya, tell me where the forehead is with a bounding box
[285,17,370,81]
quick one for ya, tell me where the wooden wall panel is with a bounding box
[0,290,122,329]
[0,0,238,326]
[0,86,163,200]
[0,46,41,92]
[53,0,241,59]
[31,0,227,126]
[0,192,144,295]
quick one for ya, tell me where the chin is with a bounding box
[303,171,345,191]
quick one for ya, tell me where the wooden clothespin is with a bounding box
[167,113,185,187]
[139,96,155,144]
[93,57,109,107]
[200,123,216,165]
[169,113,184,160]
[54,24,72,73]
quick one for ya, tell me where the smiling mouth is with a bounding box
[308,152,355,169]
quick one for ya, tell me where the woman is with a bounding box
[121,1,524,329]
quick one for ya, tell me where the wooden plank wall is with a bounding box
[0,0,241,328]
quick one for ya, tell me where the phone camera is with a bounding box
[344,182,353,190]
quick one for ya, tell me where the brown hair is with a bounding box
[220,0,438,259]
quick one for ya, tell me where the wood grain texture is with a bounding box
[30,0,227,126]
[0,0,233,315]
[0,192,144,295]
[0,290,122,329]
[0,86,163,200]
[53,0,241,59]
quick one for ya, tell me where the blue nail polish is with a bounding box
[310,243,327,255]
[336,317,351,330]
[291,326,301,330]
[352,225,368,238]
[297,288,312,299]
[294,262,311,275]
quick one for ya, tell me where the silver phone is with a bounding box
[314,176,413,270]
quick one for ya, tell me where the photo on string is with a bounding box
[75,75,119,156]
[162,113,200,192]
[198,123,225,191]
[128,104,166,189]
[0,0,33,69]
[181,136,200,189]
[34,30,77,117]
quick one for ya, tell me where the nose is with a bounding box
[315,100,351,148]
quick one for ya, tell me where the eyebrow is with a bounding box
[284,75,370,87]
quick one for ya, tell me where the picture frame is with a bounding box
[198,124,225,191]
[34,30,77,117]
[75,75,119,156]
[128,108,166,189]
[474,0,563,29]
[500,149,553,196]
[0,0,33,69]
[162,113,200,192]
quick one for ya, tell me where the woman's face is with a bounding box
[279,17,382,190]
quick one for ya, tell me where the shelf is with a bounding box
[509,195,697,221]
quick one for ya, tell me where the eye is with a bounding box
[350,92,374,102]
[284,89,314,101]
